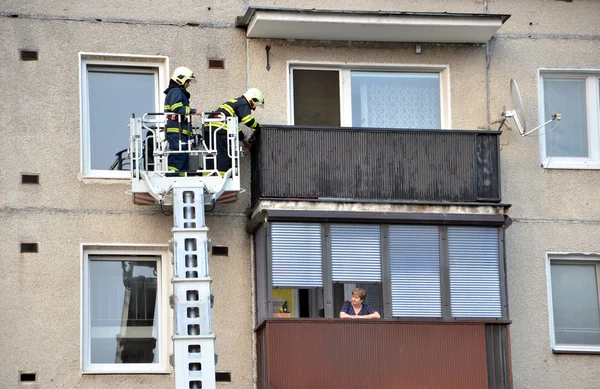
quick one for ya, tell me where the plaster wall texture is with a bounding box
[245,39,488,129]
[505,221,600,389]
[2,0,245,26]
[247,0,488,14]
[1,17,252,213]
[0,211,252,389]
[489,0,600,36]
[489,37,600,220]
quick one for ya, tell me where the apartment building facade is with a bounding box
[1,0,599,388]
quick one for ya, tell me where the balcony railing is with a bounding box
[250,126,501,205]
[256,319,511,389]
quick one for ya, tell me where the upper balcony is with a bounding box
[250,125,501,206]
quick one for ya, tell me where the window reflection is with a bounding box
[89,259,158,364]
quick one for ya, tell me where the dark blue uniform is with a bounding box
[205,96,260,174]
[164,80,197,173]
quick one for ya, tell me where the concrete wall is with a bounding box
[486,1,600,388]
[1,0,599,388]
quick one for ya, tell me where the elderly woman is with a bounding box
[339,287,380,319]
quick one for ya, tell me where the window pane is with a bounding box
[389,225,441,317]
[551,263,600,346]
[88,69,156,170]
[351,72,441,129]
[543,78,588,157]
[89,259,158,364]
[293,69,340,126]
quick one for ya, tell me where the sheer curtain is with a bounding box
[351,72,441,129]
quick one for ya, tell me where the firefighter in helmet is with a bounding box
[164,66,201,175]
[205,88,264,175]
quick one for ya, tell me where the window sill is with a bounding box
[552,346,600,354]
[542,159,600,170]
[82,367,170,375]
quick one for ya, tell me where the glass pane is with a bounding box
[351,72,441,129]
[88,69,156,170]
[272,288,324,318]
[293,69,340,126]
[543,78,588,157]
[89,259,158,363]
[551,263,600,346]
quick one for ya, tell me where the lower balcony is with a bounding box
[256,319,511,389]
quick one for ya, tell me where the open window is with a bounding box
[291,65,449,129]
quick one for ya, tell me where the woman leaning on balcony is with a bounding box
[339,287,380,319]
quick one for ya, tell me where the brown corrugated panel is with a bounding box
[259,320,489,389]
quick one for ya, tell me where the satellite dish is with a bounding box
[501,79,561,136]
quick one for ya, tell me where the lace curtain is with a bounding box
[351,72,441,129]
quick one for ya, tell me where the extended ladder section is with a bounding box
[127,113,244,389]
[171,184,215,389]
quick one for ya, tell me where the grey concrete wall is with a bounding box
[488,1,600,388]
[0,6,254,389]
[2,0,600,388]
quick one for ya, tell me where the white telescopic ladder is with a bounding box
[171,183,215,389]
[128,113,243,389]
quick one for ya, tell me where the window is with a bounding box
[82,246,169,373]
[547,254,600,353]
[539,71,600,169]
[290,65,449,129]
[79,54,167,178]
[259,222,504,320]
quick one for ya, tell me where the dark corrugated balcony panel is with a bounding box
[256,319,512,389]
[250,126,501,205]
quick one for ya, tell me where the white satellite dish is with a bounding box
[501,79,561,136]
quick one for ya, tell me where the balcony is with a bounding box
[256,319,511,389]
[250,126,501,205]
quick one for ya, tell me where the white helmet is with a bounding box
[243,88,264,108]
[171,66,196,86]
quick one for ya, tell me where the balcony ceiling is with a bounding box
[236,7,510,44]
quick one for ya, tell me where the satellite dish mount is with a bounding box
[500,79,561,136]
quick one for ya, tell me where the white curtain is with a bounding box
[352,72,441,129]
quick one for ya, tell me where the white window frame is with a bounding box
[79,53,169,179]
[546,252,600,353]
[287,62,451,129]
[81,244,170,374]
[538,69,600,169]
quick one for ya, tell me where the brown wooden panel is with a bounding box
[259,319,491,389]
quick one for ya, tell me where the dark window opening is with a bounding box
[216,372,231,382]
[20,373,36,382]
[208,59,225,69]
[212,246,228,256]
[20,243,38,253]
[20,50,38,61]
[22,174,40,184]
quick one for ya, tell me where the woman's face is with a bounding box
[351,293,363,306]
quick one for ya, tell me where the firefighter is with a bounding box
[164,66,200,175]
[205,88,264,175]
